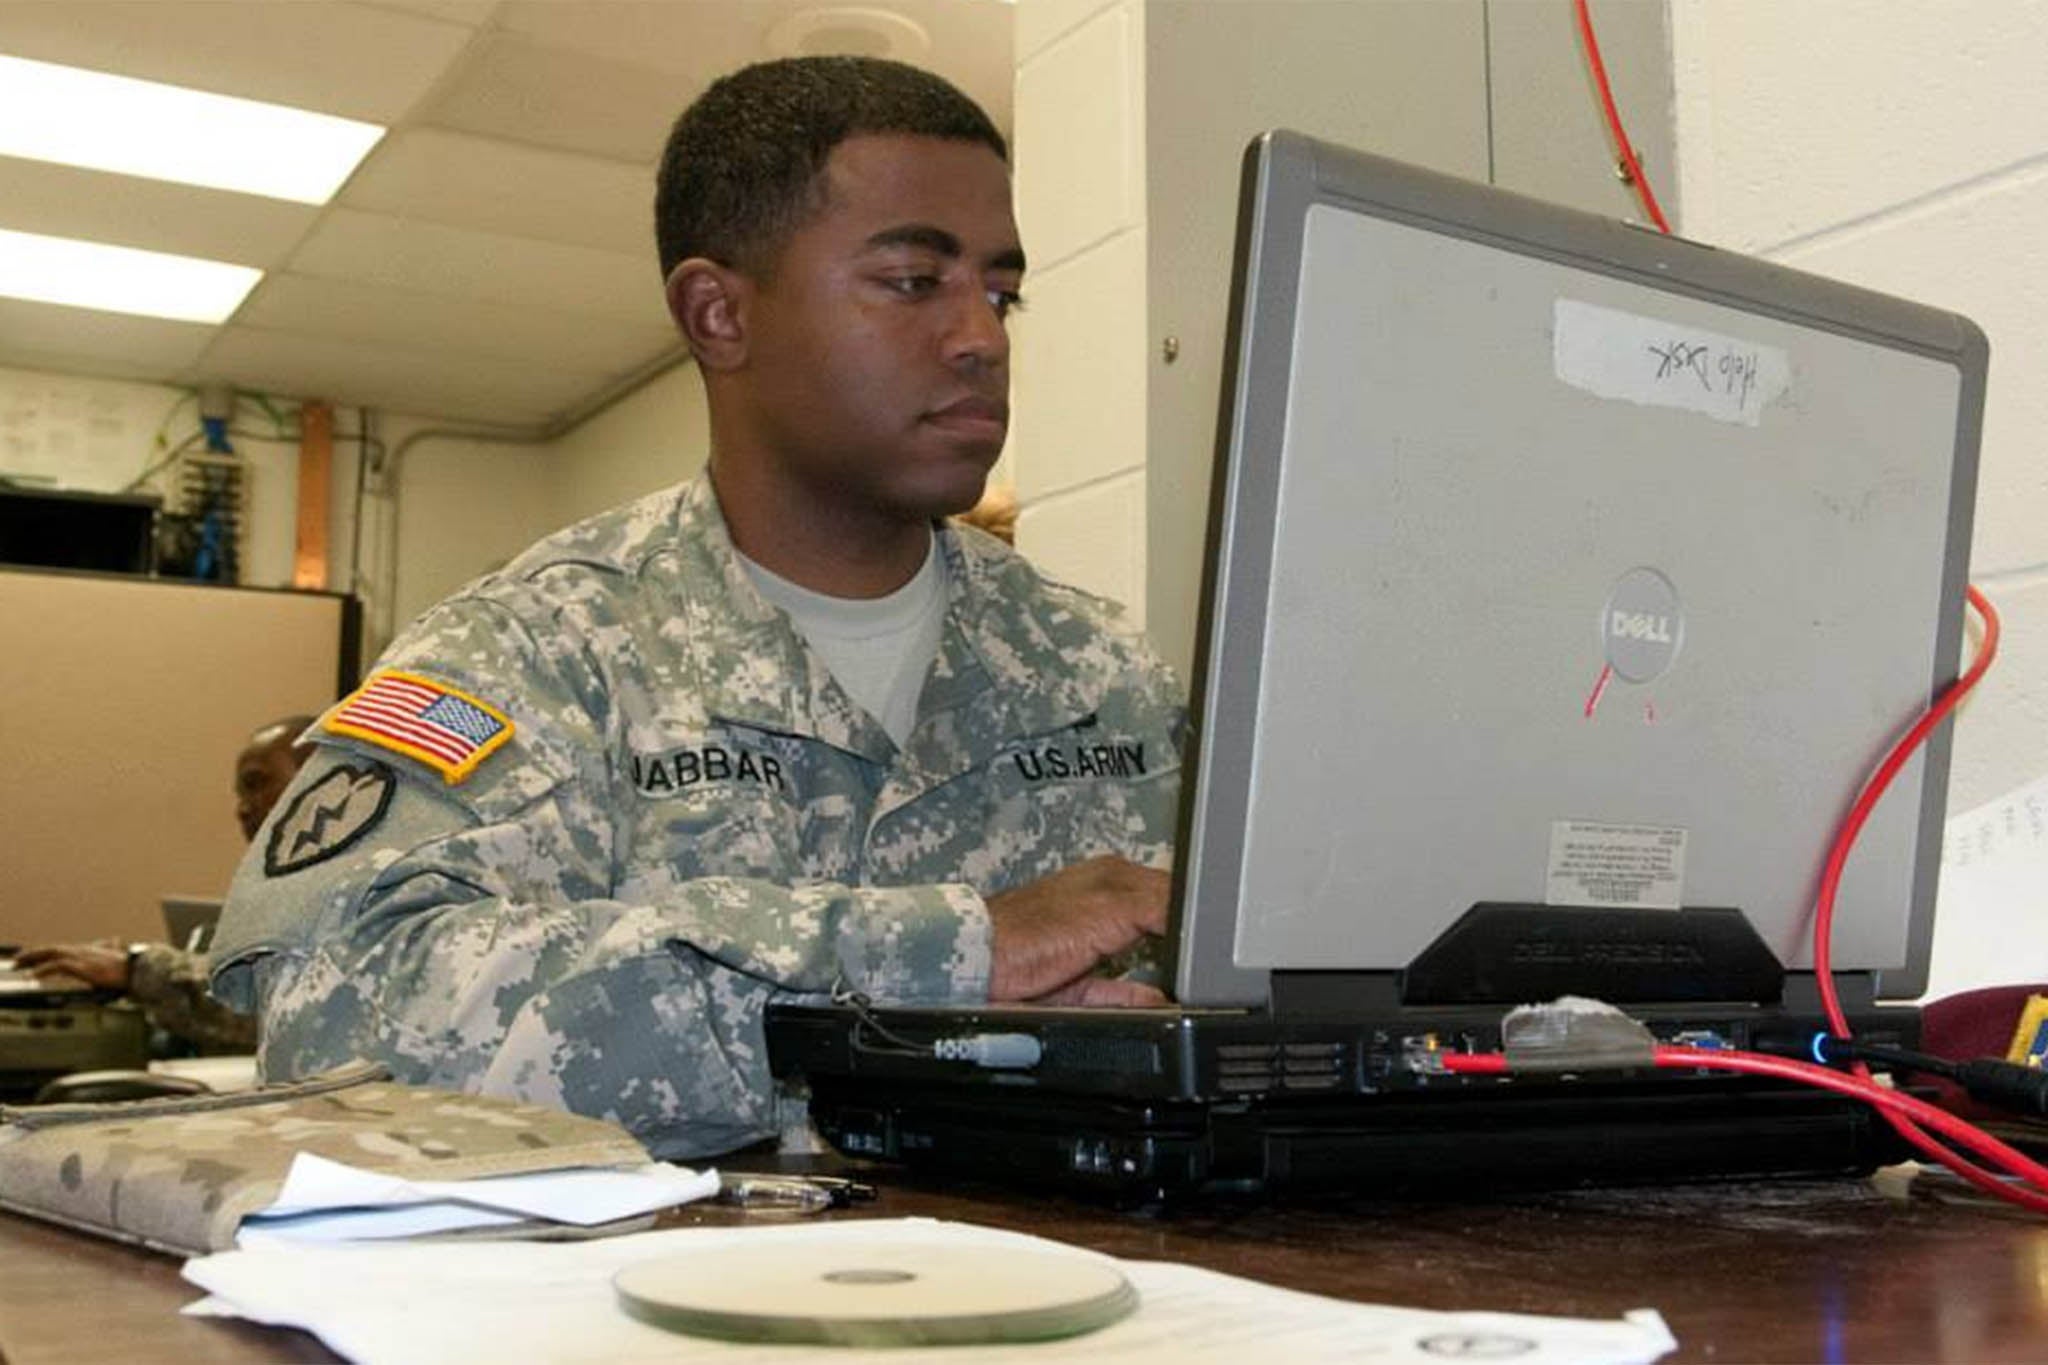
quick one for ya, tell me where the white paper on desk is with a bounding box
[1926,771,2048,1001]
[184,1216,1677,1364]
[235,1152,719,1246]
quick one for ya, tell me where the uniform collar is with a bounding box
[670,473,1112,769]
[668,474,890,762]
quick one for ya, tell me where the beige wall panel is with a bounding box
[1016,470,1147,628]
[547,364,710,528]
[1671,0,2048,253]
[1017,0,1119,62]
[389,436,559,637]
[1009,227,1149,502]
[1940,577,2048,819]
[1015,4,1139,270]
[0,573,347,947]
[1488,0,1676,222]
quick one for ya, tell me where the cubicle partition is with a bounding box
[0,569,356,948]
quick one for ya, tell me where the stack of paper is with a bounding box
[1928,771,2048,1000]
[235,1152,720,1246]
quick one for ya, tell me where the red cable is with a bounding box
[1573,0,1673,233]
[1659,1046,2048,1213]
[1810,587,2005,1194]
[1814,586,2001,1037]
[1442,1054,1507,1075]
[1441,1046,2048,1213]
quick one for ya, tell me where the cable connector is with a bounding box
[933,1033,1043,1069]
[1501,996,1658,1072]
[1954,1060,2048,1119]
[1804,1032,2048,1119]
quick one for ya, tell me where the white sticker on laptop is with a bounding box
[1554,298,1790,427]
[1546,821,1687,910]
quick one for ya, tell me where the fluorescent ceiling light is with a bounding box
[0,54,384,204]
[0,228,261,324]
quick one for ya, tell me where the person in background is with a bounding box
[211,56,1182,1160]
[16,715,313,1054]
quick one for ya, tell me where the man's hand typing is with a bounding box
[983,855,1170,1006]
[15,941,132,992]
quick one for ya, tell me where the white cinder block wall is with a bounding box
[1009,0,1150,628]
[1671,0,2048,815]
[543,365,708,530]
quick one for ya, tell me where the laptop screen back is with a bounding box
[1173,132,1984,1007]
[161,896,225,953]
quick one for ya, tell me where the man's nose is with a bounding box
[945,287,1009,369]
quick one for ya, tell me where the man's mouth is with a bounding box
[925,396,1009,442]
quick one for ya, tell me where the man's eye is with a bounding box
[988,289,1026,320]
[885,275,939,298]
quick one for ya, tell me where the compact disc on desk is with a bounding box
[613,1238,1138,1346]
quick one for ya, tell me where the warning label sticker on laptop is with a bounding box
[1554,298,1791,427]
[1545,821,1687,910]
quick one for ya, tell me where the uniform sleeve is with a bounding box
[212,599,992,1161]
[128,945,258,1054]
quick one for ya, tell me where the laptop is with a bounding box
[161,895,226,953]
[768,130,1986,1198]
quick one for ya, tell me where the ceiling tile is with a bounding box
[0,0,1013,430]
[236,272,676,372]
[0,156,316,268]
[415,31,692,163]
[286,208,667,325]
[340,129,653,255]
[0,0,472,123]
[188,325,615,425]
[0,299,216,375]
[490,0,1013,132]
[493,0,768,76]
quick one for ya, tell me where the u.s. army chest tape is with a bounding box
[0,1059,651,1258]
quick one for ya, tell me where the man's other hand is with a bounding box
[984,855,1170,1004]
[14,941,132,992]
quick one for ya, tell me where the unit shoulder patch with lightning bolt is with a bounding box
[265,762,397,877]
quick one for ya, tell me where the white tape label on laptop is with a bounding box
[1545,820,1688,911]
[1553,297,1792,427]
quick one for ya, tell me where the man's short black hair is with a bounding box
[655,56,1007,281]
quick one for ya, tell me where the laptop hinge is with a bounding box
[1781,971,1878,1015]
[1393,903,1786,1007]
[1267,971,1407,1016]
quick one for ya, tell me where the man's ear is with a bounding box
[665,258,750,371]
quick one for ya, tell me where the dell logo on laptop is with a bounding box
[1609,611,1674,644]
[1601,568,1684,683]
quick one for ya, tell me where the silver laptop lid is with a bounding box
[1173,131,1985,1008]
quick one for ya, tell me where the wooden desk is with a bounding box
[2,1163,2045,1363]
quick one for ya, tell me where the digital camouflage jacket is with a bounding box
[212,475,1183,1158]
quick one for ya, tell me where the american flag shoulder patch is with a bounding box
[323,669,515,784]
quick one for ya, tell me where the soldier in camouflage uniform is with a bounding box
[211,57,1183,1160]
[18,716,310,1055]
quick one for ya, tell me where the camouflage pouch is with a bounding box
[0,1059,652,1258]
